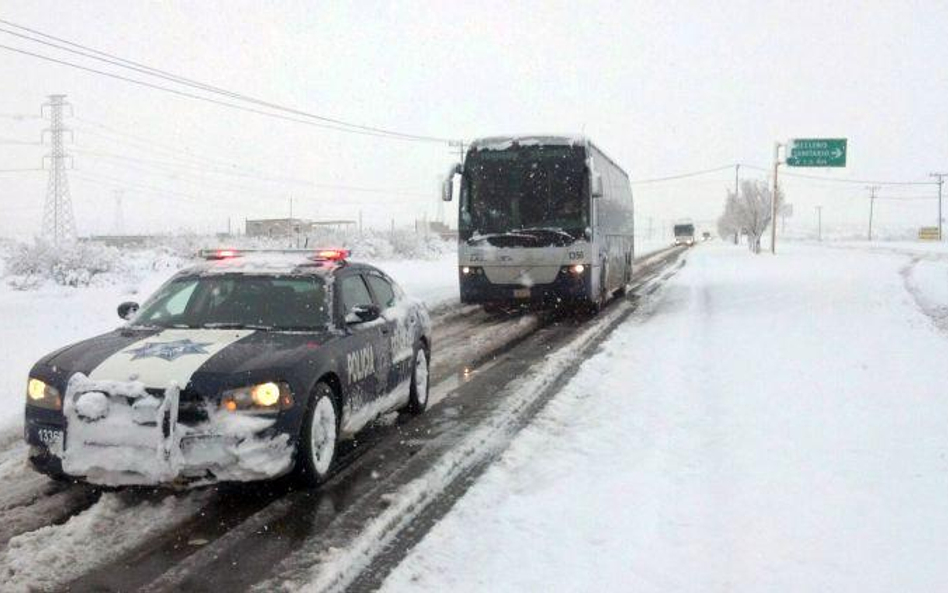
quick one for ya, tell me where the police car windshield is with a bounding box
[133,274,330,331]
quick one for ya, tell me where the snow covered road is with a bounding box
[382,243,948,592]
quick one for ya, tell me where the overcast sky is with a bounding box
[1,1,947,239]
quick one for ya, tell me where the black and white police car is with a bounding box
[24,248,431,487]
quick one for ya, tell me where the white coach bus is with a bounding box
[442,135,635,311]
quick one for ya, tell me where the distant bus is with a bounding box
[674,223,695,246]
[442,135,634,311]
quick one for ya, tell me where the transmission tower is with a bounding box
[41,94,77,246]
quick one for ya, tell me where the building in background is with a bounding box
[245,218,356,238]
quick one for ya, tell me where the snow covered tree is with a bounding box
[717,191,742,244]
[718,180,784,254]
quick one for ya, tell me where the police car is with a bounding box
[24,248,432,487]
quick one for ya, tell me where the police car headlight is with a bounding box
[221,382,293,412]
[27,378,62,410]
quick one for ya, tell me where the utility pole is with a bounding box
[867,185,879,241]
[815,205,822,242]
[734,163,740,200]
[771,143,783,254]
[289,196,293,219]
[930,173,947,241]
[41,94,76,246]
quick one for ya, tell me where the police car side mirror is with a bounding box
[346,304,381,324]
[117,301,139,320]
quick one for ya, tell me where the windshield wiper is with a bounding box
[517,227,575,239]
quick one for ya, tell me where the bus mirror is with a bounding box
[442,163,461,202]
[591,172,604,198]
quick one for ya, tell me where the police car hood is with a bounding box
[41,327,330,390]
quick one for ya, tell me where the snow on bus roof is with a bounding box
[468,135,587,151]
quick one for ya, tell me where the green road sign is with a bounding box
[786,138,847,167]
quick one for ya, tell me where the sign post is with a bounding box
[773,137,847,253]
[771,142,782,254]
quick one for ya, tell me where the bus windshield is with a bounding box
[461,145,588,239]
[674,224,695,236]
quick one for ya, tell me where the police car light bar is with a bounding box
[198,248,240,260]
[198,248,351,261]
[311,249,350,261]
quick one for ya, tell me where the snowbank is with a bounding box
[381,243,948,593]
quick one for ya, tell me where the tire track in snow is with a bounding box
[0,489,210,592]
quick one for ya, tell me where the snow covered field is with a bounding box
[381,242,948,592]
[0,251,458,435]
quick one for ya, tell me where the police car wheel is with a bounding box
[405,346,429,415]
[296,382,339,486]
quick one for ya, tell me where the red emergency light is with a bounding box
[311,248,350,261]
[199,248,242,260]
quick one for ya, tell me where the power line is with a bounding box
[631,164,736,184]
[0,137,41,145]
[0,42,454,144]
[0,20,455,144]
[73,117,266,172]
[0,113,40,120]
[741,163,935,186]
[0,167,43,172]
[872,195,940,201]
[76,147,434,198]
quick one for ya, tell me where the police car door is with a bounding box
[364,272,409,396]
[337,273,387,408]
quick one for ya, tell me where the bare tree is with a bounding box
[717,191,742,244]
[717,180,784,254]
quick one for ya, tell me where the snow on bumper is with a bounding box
[54,373,294,486]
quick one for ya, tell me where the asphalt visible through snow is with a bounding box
[0,246,687,593]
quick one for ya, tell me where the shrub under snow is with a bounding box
[3,241,126,290]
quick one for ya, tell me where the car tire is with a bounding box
[404,345,430,415]
[294,381,339,487]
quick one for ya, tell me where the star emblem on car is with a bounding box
[124,339,213,361]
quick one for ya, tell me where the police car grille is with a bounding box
[144,388,210,426]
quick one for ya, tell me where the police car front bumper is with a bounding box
[25,377,300,487]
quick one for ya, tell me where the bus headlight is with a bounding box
[27,378,62,410]
[570,264,585,274]
[221,382,293,412]
[460,266,484,276]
